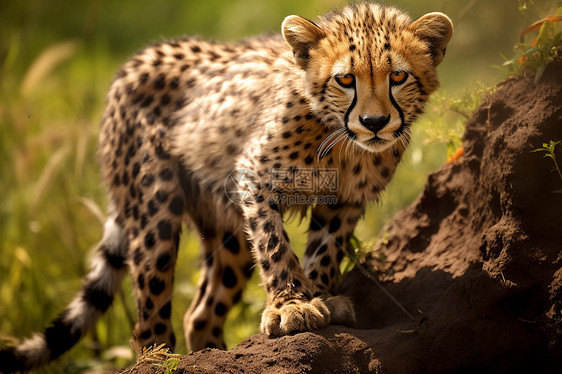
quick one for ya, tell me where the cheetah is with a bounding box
[0,3,452,372]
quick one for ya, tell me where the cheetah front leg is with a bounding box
[303,203,364,326]
[242,198,331,337]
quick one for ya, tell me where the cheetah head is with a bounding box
[282,3,453,153]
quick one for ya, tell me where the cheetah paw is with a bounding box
[324,295,356,326]
[260,297,331,337]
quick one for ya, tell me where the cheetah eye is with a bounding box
[335,74,355,88]
[390,71,408,85]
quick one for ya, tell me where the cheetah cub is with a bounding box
[1,3,452,372]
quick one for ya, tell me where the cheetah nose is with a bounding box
[359,115,390,134]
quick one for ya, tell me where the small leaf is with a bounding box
[534,64,547,84]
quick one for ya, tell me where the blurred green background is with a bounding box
[0,0,555,372]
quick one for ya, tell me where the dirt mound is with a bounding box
[124,62,562,373]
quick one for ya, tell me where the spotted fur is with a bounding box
[0,3,452,372]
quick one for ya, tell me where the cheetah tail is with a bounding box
[0,217,129,373]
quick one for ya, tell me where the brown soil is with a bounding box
[123,61,562,373]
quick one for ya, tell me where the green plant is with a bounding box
[340,235,375,274]
[421,81,491,159]
[501,7,562,84]
[531,140,562,193]
[157,357,180,374]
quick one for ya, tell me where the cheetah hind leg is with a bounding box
[183,228,254,351]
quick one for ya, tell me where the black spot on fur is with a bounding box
[261,259,270,271]
[147,199,159,216]
[316,244,328,256]
[145,297,153,310]
[321,274,330,286]
[156,190,169,203]
[154,74,166,89]
[144,232,156,249]
[132,162,141,178]
[159,301,171,319]
[140,96,154,108]
[149,277,165,295]
[249,217,258,231]
[268,234,279,250]
[154,323,166,335]
[157,220,172,240]
[243,262,254,279]
[44,315,81,359]
[223,232,240,254]
[309,270,318,280]
[263,220,274,233]
[321,255,331,266]
[305,239,322,257]
[137,273,145,290]
[215,302,227,316]
[335,236,344,248]
[337,249,345,262]
[101,245,126,269]
[272,244,287,262]
[381,167,390,179]
[139,329,152,340]
[310,215,325,231]
[170,77,180,89]
[159,168,173,181]
[169,196,184,215]
[133,248,144,265]
[83,282,113,312]
[269,201,279,211]
[223,266,237,288]
[329,217,341,233]
[193,319,206,330]
[156,252,172,272]
[141,174,155,187]
[160,94,171,106]
[212,327,222,337]
[233,290,243,304]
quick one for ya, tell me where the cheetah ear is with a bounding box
[282,15,325,69]
[410,12,453,67]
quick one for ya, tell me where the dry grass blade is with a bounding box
[129,340,181,372]
[20,40,79,97]
[31,146,70,211]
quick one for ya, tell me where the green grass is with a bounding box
[0,0,537,372]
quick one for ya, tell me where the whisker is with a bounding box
[339,136,349,164]
[320,132,347,159]
[317,128,345,156]
[318,130,346,159]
